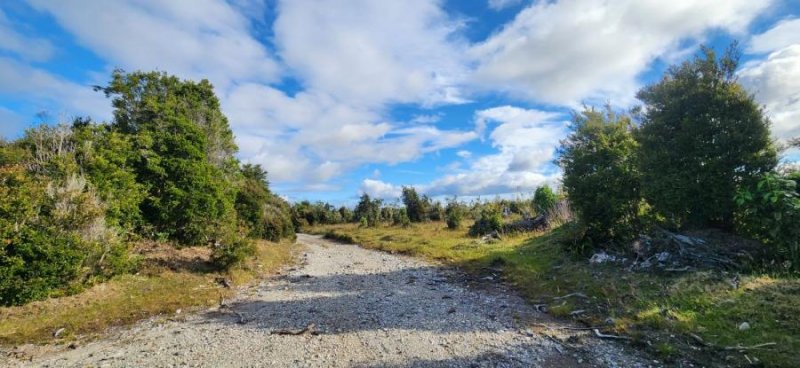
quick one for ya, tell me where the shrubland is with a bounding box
[1,70,295,308]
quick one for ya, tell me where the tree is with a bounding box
[533,186,557,215]
[401,186,429,222]
[235,164,294,241]
[98,70,240,245]
[559,107,642,248]
[637,44,777,229]
[354,193,382,227]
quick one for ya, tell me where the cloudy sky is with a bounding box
[1,0,799,204]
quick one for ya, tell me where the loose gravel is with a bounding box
[4,234,656,367]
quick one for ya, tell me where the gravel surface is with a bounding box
[4,234,655,367]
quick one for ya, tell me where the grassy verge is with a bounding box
[310,222,799,367]
[0,240,296,346]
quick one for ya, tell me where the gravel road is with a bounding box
[6,234,654,367]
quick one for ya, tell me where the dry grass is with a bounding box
[0,239,297,345]
[311,221,800,367]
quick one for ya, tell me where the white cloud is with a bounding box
[748,18,800,54]
[471,0,773,106]
[740,18,800,142]
[739,46,800,141]
[360,179,402,199]
[28,0,280,90]
[0,57,110,121]
[371,106,568,197]
[456,150,472,158]
[0,8,55,61]
[488,0,522,11]
[274,0,469,107]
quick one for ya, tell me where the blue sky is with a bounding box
[1,0,799,205]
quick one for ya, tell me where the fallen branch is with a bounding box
[723,342,776,351]
[592,329,631,340]
[532,323,597,331]
[552,292,588,301]
[271,323,317,336]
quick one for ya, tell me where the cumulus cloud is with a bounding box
[274,0,469,107]
[748,18,800,54]
[471,0,773,106]
[366,106,568,198]
[28,0,280,90]
[360,178,402,199]
[740,19,800,143]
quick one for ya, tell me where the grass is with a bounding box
[0,239,297,346]
[310,222,800,367]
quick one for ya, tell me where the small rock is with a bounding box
[738,322,750,331]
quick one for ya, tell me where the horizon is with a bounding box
[1,0,799,205]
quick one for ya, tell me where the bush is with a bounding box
[393,208,411,227]
[469,207,503,237]
[0,168,135,305]
[533,186,557,215]
[236,164,294,241]
[445,199,464,230]
[735,173,800,270]
[637,44,776,229]
[401,186,429,222]
[559,107,643,248]
[211,234,256,270]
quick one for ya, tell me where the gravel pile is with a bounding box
[5,234,654,367]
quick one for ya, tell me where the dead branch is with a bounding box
[552,292,588,301]
[723,342,776,351]
[592,329,631,340]
[271,323,317,336]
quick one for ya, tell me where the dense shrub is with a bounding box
[393,208,411,227]
[445,199,464,230]
[468,207,504,237]
[559,107,642,249]
[533,186,557,215]
[236,164,295,241]
[735,173,800,270]
[354,194,381,227]
[0,168,134,305]
[637,45,776,229]
[401,186,429,222]
[211,233,256,269]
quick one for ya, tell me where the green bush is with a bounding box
[211,234,256,270]
[735,173,800,270]
[236,164,294,241]
[559,107,642,248]
[637,44,776,229]
[393,208,411,227]
[445,199,464,230]
[468,207,503,236]
[401,186,430,222]
[533,186,557,215]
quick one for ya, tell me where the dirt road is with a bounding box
[8,234,652,367]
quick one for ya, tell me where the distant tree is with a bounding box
[235,164,294,241]
[533,186,557,215]
[445,198,464,230]
[401,186,429,222]
[559,107,642,248]
[354,193,381,227]
[637,44,777,229]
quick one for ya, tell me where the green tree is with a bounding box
[235,164,294,241]
[637,44,777,229]
[559,107,642,248]
[533,186,557,215]
[354,193,381,227]
[401,186,429,222]
[98,70,239,245]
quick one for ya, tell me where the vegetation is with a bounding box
[532,185,557,215]
[559,107,643,249]
[637,45,776,229]
[0,70,295,307]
